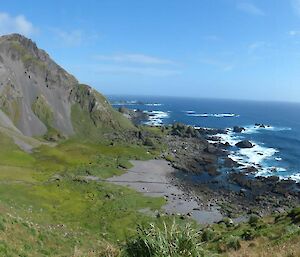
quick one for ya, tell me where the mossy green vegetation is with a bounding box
[31,95,65,141]
[0,85,21,125]
[0,133,169,255]
[31,95,53,128]
[123,209,300,257]
[197,209,300,257]
[0,132,35,168]
[0,130,299,256]
[0,180,165,241]
[0,210,123,257]
[70,85,135,141]
[10,40,46,70]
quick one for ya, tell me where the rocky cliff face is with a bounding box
[0,34,133,145]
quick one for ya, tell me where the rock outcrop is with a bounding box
[235,140,254,148]
[233,126,245,133]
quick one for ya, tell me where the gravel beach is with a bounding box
[108,159,223,224]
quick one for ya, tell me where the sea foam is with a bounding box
[216,127,288,179]
[144,110,169,126]
[288,173,300,183]
[242,125,292,134]
[186,113,239,118]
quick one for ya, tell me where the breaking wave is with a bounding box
[144,110,169,126]
[186,112,239,118]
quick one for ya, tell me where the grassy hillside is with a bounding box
[70,84,135,141]
[0,132,168,256]
[200,208,300,257]
[0,131,299,257]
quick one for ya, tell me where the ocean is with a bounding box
[108,95,300,183]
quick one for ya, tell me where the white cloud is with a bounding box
[291,0,300,16]
[94,53,175,65]
[237,2,265,16]
[0,12,35,36]
[94,65,181,77]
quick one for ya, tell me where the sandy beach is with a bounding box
[107,159,223,224]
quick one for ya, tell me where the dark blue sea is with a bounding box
[108,95,300,182]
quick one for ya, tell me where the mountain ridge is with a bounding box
[0,33,133,149]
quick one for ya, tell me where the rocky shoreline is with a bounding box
[161,124,300,218]
[116,107,300,219]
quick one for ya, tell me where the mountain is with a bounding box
[0,34,133,149]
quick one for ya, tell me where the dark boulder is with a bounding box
[224,157,240,168]
[242,166,258,174]
[236,140,254,148]
[233,126,245,133]
[221,142,231,148]
[255,123,268,128]
[208,136,221,142]
[171,123,203,138]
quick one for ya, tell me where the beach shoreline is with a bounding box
[107,117,300,222]
[108,159,223,224]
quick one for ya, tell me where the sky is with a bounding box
[1,0,300,102]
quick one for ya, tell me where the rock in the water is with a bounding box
[242,166,258,174]
[233,126,245,133]
[235,140,254,148]
[255,123,267,128]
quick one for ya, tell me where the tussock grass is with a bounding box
[125,220,204,257]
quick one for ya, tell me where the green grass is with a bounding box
[0,132,169,255]
[0,180,165,241]
[0,130,299,256]
[31,139,152,179]
[0,210,121,257]
[0,166,36,182]
[124,221,205,257]
[70,85,135,141]
[0,146,35,168]
[197,209,300,256]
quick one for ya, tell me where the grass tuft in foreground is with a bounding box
[124,220,205,257]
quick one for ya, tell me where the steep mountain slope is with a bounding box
[0,34,133,147]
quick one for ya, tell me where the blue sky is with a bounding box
[1,0,300,102]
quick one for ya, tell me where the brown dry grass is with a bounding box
[228,237,300,257]
[72,242,121,257]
